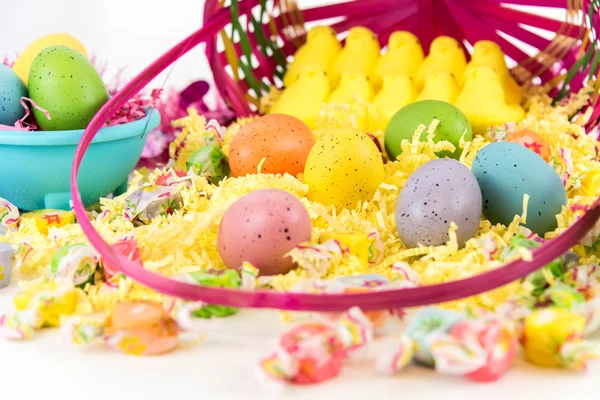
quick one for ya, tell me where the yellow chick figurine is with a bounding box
[328,71,374,104]
[455,66,525,135]
[416,36,467,88]
[330,27,381,87]
[283,26,341,87]
[372,31,424,89]
[417,71,460,104]
[370,73,417,130]
[270,64,331,129]
[465,40,522,105]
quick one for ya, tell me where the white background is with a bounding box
[0,1,595,399]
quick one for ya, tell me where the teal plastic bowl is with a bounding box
[0,109,160,211]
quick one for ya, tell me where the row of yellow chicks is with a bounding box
[272,26,525,133]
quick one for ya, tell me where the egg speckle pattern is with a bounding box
[217,189,312,276]
[395,158,482,247]
[229,114,315,177]
[0,64,28,126]
[472,141,567,236]
[28,45,109,131]
[304,128,384,209]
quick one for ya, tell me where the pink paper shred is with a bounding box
[0,97,51,131]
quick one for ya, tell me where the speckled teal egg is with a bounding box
[28,45,109,130]
[384,100,472,160]
[472,142,567,236]
[0,64,28,126]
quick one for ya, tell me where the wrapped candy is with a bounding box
[320,231,369,265]
[537,283,585,309]
[261,322,347,384]
[430,319,517,382]
[0,197,19,234]
[405,307,464,366]
[102,238,143,280]
[506,129,551,161]
[0,242,13,288]
[521,308,600,369]
[180,269,241,318]
[335,274,392,330]
[154,169,190,187]
[125,185,182,225]
[375,334,415,375]
[260,307,375,384]
[63,301,202,356]
[186,143,230,185]
[49,244,99,287]
[20,209,75,235]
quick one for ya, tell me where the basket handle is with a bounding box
[71,12,600,312]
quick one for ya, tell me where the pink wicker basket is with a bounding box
[71,0,600,311]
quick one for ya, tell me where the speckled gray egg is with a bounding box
[395,159,482,247]
[0,64,28,126]
[472,141,567,236]
[217,189,312,276]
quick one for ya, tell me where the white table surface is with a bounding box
[1,282,599,400]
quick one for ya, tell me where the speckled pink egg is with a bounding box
[217,189,312,276]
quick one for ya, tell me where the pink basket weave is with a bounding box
[71,0,600,311]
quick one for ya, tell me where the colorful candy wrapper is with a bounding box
[179,268,241,318]
[125,185,182,225]
[0,309,42,340]
[430,319,517,382]
[154,169,191,187]
[521,308,600,369]
[102,238,143,281]
[241,262,259,290]
[405,307,464,366]
[0,242,13,288]
[320,231,369,265]
[20,209,75,235]
[261,321,347,384]
[537,283,585,309]
[186,143,230,185]
[367,229,384,265]
[333,275,393,330]
[285,240,346,277]
[49,244,99,287]
[336,306,374,362]
[0,197,19,235]
[391,262,422,285]
[375,334,415,375]
[571,297,600,336]
[61,315,106,346]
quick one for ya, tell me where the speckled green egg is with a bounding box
[28,45,109,130]
[472,142,567,236]
[384,100,472,160]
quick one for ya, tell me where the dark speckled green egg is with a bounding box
[384,100,472,160]
[28,45,109,130]
[472,142,567,236]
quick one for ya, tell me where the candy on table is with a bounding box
[372,31,424,88]
[180,268,242,318]
[186,143,230,185]
[375,334,415,375]
[416,36,467,88]
[329,26,380,87]
[125,185,182,224]
[335,277,391,330]
[430,319,517,382]
[0,242,13,289]
[261,321,347,384]
[405,307,465,366]
[0,197,19,235]
[283,26,341,87]
[20,209,75,235]
[455,66,525,135]
[521,308,600,369]
[104,301,181,355]
[505,129,551,161]
[270,64,331,129]
[320,231,369,265]
[49,244,99,288]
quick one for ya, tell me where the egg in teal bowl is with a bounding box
[0,109,160,211]
[0,64,28,126]
[472,141,567,236]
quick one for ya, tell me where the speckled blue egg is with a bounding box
[0,64,28,126]
[395,158,482,247]
[472,142,567,236]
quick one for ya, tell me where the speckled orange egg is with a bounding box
[229,114,315,177]
[506,129,551,161]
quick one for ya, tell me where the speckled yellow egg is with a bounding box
[304,128,384,209]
